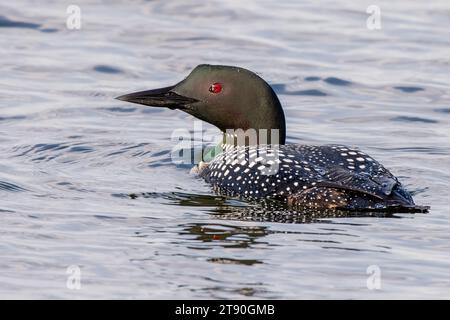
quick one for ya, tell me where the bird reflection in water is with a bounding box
[126,191,419,224]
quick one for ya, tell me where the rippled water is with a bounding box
[1,0,450,299]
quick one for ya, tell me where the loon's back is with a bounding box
[200,144,418,211]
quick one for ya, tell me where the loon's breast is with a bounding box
[199,144,416,210]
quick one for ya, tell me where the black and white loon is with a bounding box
[117,64,426,211]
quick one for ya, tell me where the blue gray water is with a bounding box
[1,0,450,299]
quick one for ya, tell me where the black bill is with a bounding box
[116,85,198,110]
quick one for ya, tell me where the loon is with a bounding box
[117,64,426,212]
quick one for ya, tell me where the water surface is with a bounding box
[1,0,450,299]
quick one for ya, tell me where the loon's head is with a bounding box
[117,64,286,144]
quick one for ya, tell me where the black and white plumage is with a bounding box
[199,144,416,210]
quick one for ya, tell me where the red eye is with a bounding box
[209,83,222,93]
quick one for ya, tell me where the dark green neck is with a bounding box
[221,85,286,146]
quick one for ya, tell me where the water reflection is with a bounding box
[126,191,413,224]
[180,223,268,250]
[175,218,388,260]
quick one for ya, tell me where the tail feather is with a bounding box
[287,186,429,213]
